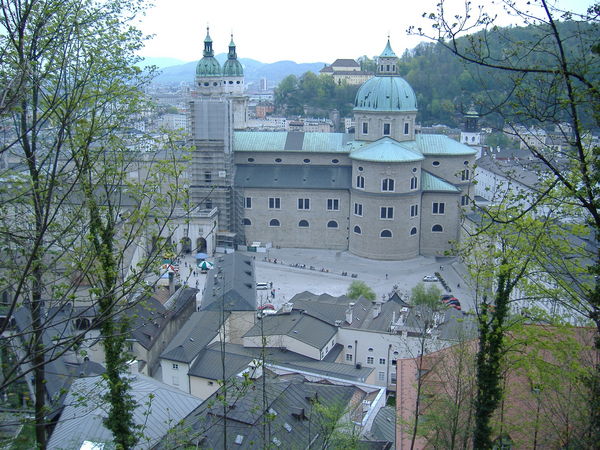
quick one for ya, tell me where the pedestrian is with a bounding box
[385,273,388,279]
[269,281,273,289]
[271,289,275,299]
[195,280,199,288]
[457,283,460,288]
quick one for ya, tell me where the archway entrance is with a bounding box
[181,237,192,254]
[196,237,207,253]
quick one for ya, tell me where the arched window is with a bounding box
[298,220,309,228]
[432,224,443,232]
[242,218,251,226]
[410,227,418,235]
[356,175,365,189]
[382,178,394,191]
[269,219,280,227]
[353,225,362,234]
[327,220,338,229]
[410,176,418,190]
[380,229,392,238]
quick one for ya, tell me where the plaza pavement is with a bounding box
[174,248,475,312]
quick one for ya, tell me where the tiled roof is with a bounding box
[332,58,360,67]
[234,165,351,190]
[243,310,337,351]
[157,375,363,449]
[417,134,478,156]
[349,137,424,163]
[201,253,257,311]
[160,310,228,363]
[421,171,460,193]
[48,374,201,450]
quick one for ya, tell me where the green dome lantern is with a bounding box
[196,27,221,77]
[222,34,244,77]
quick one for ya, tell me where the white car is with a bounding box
[423,275,439,282]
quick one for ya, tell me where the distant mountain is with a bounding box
[140,57,189,69]
[152,53,326,86]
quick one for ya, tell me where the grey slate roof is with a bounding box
[48,374,201,450]
[128,296,170,350]
[156,374,363,449]
[188,347,253,380]
[201,253,257,311]
[160,310,228,363]
[365,406,396,445]
[244,310,337,351]
[235,164,352,190]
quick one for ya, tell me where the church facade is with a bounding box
[190,32,476,260]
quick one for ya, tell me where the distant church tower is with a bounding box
[189,28,248,246]
[460,107,481,146]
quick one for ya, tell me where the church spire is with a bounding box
[203,27,214,57]
[228,33,237,60]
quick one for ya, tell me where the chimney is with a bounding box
[345,303,354,324]
[372,301,382,319]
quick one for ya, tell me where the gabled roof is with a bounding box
[48,374,201,450]
[417,134,478,156]
[332,58,360,67]
[421,170,461,193]
[157,375,365,449]
[243,310,337,351]
[201,253,257,311]
[349,137,424,163]
[160,310,228,363]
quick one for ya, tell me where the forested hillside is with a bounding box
[275,21,598,128]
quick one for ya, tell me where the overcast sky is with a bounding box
[137,0,594,64]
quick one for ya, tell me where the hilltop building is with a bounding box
[188,36,476,260]
[319,58,374,85]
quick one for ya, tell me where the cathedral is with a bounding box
[188,30,476,260]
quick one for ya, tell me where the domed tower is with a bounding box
[353,39,417,142]
[460,107,481,146]
[222,35,244,95]
[196,27,222,96]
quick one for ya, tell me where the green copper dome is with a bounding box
[354,76,417,112]
[196,27,221,77]
[222,35,243,77]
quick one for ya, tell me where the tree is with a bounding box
[346,280,376,301]
[415,0,600,443]
[410,282,442,310]
[0,0,187,447]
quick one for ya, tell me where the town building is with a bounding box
[188,35,477,260]
[320,58,374,85]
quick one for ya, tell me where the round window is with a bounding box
[303,158,310,163]
[412,167,417,173]
[275,158,282,163]
[464,160,469,165]
[332,159,339,164]
[247,157,255,162]
[358,166,364,172]
[432,161,440,167]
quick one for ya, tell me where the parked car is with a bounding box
[423,275,439,282]
[256,282,269,290]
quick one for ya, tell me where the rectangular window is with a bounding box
[367,357,374,364]
[404,122,409,135]
[380,207,394,219]
[204,171,211,183]
[390,372,397,384]
[297,198,310,210]
[327,198,339,211]
[354,203,363,217]
[362,122,368,134]
[244,197,252,209]
[269,197,281,209]
[461,195,469,206]
[433,202,445,215]
[382,178,394,191]
[410,204,418,217]
[172,363,178,370]
[346,353,353,362]
[379,358,386,365]
[378,371,385,381]
[356,175,365,189]
[461,169,470,181]
[383,123,391,135]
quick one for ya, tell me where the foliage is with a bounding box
[346,280,376,301]
[274,72,360,117]
[410,282,442,310]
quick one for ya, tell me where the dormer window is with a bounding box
[404,123,409,135]
[383,123,391,136]
[362,122,368,134]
